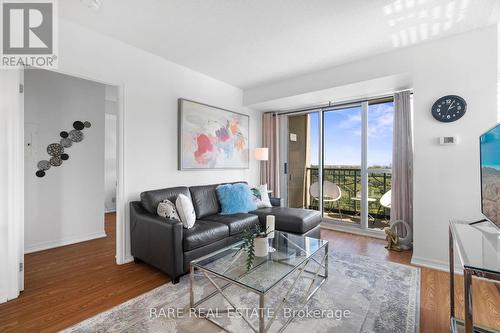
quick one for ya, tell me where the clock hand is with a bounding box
[447,101,455,111]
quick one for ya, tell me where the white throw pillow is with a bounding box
[251,184,273,209]
[175,194,196,229]
[157,199,180,221]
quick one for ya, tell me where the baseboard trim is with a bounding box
[0,293,7,304]
[411,255,463,275]
[320,222,386,239]
[124,256,134,264]
[24,231,107,254]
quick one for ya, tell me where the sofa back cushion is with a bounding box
[140,186,191,214]
[189,184,220,219]
[189,181,248,219]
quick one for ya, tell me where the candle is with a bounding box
[266,215,275,238]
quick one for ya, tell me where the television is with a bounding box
[480,123,500,229]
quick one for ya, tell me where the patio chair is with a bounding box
[379,189,391,224]
[309,181,343,219]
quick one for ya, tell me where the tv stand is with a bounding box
[449,220,500,333]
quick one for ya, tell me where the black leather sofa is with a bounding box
[130,182,321,283]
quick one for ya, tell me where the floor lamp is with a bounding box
[254,147,269,185]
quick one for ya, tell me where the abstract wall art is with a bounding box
[178,99,249,170]
[36,120,91,177]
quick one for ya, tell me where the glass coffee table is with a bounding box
[190,231,329,333]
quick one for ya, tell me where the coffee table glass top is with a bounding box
[191,231,328,293]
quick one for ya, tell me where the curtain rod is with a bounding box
[269,89,413,116]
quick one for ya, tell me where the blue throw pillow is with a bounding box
[216,183,257,215]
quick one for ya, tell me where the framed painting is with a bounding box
[178,99,250,170]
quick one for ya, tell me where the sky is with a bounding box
[309,102,394,168]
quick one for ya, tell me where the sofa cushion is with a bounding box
[189,182,249,219]
[183,220,229,251]
[189,184,220,219]
[203,213,259,235]
[250,207,321,234]
[141,186,191,215]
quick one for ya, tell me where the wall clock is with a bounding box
[431,95,467,122]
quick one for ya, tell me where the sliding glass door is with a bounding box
[322,105,362,225]
[286,97,394,232]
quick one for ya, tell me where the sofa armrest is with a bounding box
[130,201,184,280]
[269,197,283,207]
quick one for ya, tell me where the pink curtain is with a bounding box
[262,112,280,197]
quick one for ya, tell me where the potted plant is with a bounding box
[239,224,271,271]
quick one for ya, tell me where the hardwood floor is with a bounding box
[320,229,500,333]
[0,213,169,333]
[0,214,498,332]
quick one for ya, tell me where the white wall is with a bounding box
[244,25,499,269]
[55,19,261,261]
[24,69,106,253]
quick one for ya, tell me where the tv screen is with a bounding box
[480,123,500,229]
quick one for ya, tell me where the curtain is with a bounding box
[262,112,280,197]
[391,91,413,241]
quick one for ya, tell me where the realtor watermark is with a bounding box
[150,306,351,321]
[1,0,58,68]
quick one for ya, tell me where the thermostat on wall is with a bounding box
[439,136,458,145]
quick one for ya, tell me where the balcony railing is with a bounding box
[305,167,392,224]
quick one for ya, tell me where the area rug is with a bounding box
[62,251,420,333]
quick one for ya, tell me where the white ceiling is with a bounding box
[61,0,500,89]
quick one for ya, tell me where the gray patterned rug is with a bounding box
[62,251,419,333]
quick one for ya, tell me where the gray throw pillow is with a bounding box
[157,199,180,221]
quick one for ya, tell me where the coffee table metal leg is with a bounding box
[325,242,329,278]
[259,293,265,333]
[189,265,194,308]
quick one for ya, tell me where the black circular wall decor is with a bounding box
[37,160,51,171]
[47,143,64,156]
[60,137,73,148]
[431,95,467,122]
[73,121,85,130]
[69,130,84,142]
[37,120,90,178]
[49,156,63,167]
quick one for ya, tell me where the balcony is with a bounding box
[303,167,392,230]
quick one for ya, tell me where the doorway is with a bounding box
[23,68,122,290]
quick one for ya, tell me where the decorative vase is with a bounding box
[254,237,269,257]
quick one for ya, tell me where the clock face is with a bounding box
[431,95,467,123]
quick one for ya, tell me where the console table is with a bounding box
[449,220,500,333]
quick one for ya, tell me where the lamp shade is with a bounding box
[254,148,269,161]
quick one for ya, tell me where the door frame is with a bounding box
[6,67,127,301]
